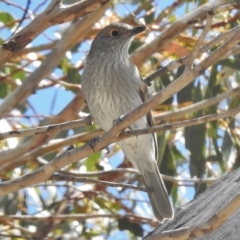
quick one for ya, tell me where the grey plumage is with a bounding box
[81,23,174,222]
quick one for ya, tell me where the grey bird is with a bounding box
[81,23,174,222]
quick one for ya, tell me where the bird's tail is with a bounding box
[139,161,174,222]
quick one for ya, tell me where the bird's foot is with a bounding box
[113,115,133,131]
[66,144,75,151]
[105,145,110,154]
[89,136,110,153]
[113,115,125,125]
[89,136,100,152]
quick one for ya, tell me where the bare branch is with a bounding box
[0,2,109,118]
[0,116,92,140]
[52,0,109,22]
[59,168,139,178]
[155,87,240,123]
[144,24,237,85]
[59,169,218,184]
[0,129,103,171]
[131,0,230,67]
[0,213,154,223]
[187,11,213,68]
[147,194,240,240]
[0,0,109,67]
[213,2,240,14]
[2,84,238,141]
[49,174,147,192]
[119,106,240,140]
[15,42,56,56]
[0,105,237,195]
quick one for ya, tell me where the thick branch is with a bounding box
[0,3,109,118]
[0,3,109,169]
[0,105,238,195]
[0,0,109,67]
[145,171,240,239]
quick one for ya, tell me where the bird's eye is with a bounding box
[110,30,119,37]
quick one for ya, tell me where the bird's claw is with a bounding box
[89,136,100,152]
[113,115,133,131]
[105,145,110,154]
[113,115,125,125]
[66,144,75,151]
[89,136,110,153]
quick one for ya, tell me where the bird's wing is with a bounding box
[138,81,158,161]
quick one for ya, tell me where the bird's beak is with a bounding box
[131,26,146,35]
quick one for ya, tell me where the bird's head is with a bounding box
[90,23,146,54]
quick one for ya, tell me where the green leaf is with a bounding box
[0,83,8,98]
[185,120,207,195]
[176,65,194,104]
[144,11,154,24]
[85,151,101,171]
[160,144,176,193]
[0,12,15,29]
[13,69,26,81]
[209,121,225,172]
[218,58,240,71]
[129,39,142,54]
[66,67,81,84]
[222,122,234,165]
[171,185,178,204]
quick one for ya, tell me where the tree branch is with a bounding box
[0,116,92,140]
[144,23,237,85]
[0,0,109,67]
[0,2,109,118]
[155,87,240,124]
[1,2,240,197]
[0,213,154,223]
[130,0,231,67]
[2,83,239,141]
[0,2,109,169]
[146,194,240,240]
[0,104,238,195]
[49,174,147,192]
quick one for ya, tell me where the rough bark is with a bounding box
[145,168,240,240]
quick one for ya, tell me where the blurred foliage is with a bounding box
[0,0,240,239]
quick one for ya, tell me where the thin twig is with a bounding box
[0,213,154,223]
[120,106,240,139]
[2,85,239,141]
[58,168,217,184]
[187,11,213,68]
[9,0,31,39]
[154,87,240,124]
[131,0,232,67]
[144,24,237,85]
[49,174,147,192]
[0,116,92,140]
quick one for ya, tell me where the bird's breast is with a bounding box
[88,81,142,132]
[82,57,146,132]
